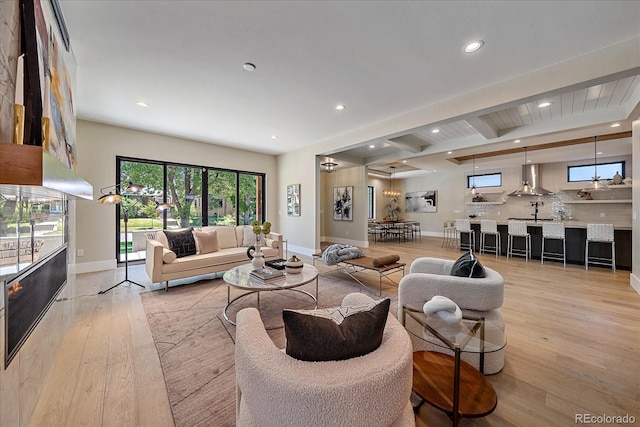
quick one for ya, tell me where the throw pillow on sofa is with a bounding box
[162,248,177,263]
[450,250,486,278]
[164,228,197,258]
[283,298,390,361]
[193,229,219,254]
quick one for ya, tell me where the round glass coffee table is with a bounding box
[222,263,318,326]
[402,305,506,426]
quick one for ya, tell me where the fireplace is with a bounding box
[5,245,68,367]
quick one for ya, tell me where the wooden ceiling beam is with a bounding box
[451,131,632,163]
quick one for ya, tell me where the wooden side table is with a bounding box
[402,306,506,426]
[412,351,497,425]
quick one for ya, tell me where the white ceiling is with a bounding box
[59,1,640,174]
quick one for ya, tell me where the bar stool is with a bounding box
[480,220,500,257]
[442,220,457,248]
[585,224,615,273]
[541,222,566,267]
[411,221,422,240]
[507,220,531,261]
[455,219,475,252]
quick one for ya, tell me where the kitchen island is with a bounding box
[465,220,630,270]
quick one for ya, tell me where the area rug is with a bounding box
[140,271,398,427]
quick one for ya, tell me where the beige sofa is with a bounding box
[145,225,283,291]
[235,292,415,426]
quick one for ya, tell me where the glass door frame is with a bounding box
[115,156,266,263]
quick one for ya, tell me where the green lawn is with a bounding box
[123,218,160,230]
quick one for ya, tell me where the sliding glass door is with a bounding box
[238,173,263,225]
[118,160,164,262]
[116,157,265,262]
[167,165,203,228]
[208,170,237,225]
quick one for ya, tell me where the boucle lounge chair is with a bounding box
[398,257,505,374]
[235,292,415,427]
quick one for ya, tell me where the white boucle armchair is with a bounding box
[235,293,415,427]
[398,257,505,374]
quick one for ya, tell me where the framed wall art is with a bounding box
[287,184,300,216]
[333,186,353,221]
[405,190,437,213]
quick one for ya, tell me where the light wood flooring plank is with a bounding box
[130,293,175,427]
[29,236,640,426]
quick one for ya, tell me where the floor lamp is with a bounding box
[97,181,145,294]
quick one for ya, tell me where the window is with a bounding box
[368,186,375,219]
[568,161,625,182]
[117,157,265,262]
[467,173,502,188]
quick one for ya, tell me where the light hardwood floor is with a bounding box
[29,236,640,426]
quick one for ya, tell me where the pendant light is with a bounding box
[583,136,610,192]
[320,161,339,173]
[469,155,482,197]
[507,147,535,197]
[383,166,402,198]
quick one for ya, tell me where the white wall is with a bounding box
[632,119,640,294]
[402,168,468,235]
[321,166,368,246]
[74,120,278,272]
[275,147,319,256]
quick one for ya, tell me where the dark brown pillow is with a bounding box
[372,254,400,267]
[450,251,486,278]
[283,298,390,362]
[164,228,196,258]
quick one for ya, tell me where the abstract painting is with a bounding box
[405,190,437,213]
[287,184,300,216]
[333,186,353,221]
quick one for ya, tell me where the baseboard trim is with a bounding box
[630,273,640,295]
[74,259,117,274]
[286,243,317,257]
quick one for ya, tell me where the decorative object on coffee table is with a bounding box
[247,240,265,269]
[247,220,272,269]
[285,255,303,274]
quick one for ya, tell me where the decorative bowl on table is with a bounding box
[285,255,304,274]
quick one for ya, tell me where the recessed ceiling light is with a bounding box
[464,40,484,53]
[447,151,452,155]
[475,166,479,169]
[538,101,552,108]
[526,159,532,163]
[271,135,278,140]
[611,123,621,128]
[335,104,346,111]
[402,160,407,163]
[369,144,375,149]
[514,139,521,143]
[135,101,149,108]
[597,151,603,155]
[243,63,256,71]
[431,129,440,134]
